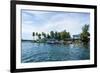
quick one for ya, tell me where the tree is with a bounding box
[47,34,51,39]
[54,31,58,39]
[60,30,65,40]
[80,24,90,43]
[60,30,71,40]
[54,32,61,40]
[36,32,38,36]
[42,32,46,38]
[57,32,61,40]
[50,31,55,39]
[82,24,89,32]
[35,32,38,39]
[38,33,41,39]
[66,32,71,38]
[32,32,35,40]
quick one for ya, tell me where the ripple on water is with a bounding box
[21,41,90,63]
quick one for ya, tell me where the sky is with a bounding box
[21,9,90,40]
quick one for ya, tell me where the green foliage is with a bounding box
[60,30,70,40]
[38,33,41,39]
[32,30,71,42]
[54,32,59,40]
[42,32,46,38]
[50,31,55,39]
[36,32,38,36]
[47,34,51,39]
[80,24,90,43]
[32,32,35,36]
[32,32,35,40]
[57,33,61,40]
[82,24,89,32]
[32,24,89,44]
[66,32,71,38]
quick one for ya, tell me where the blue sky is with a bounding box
[21,9,90,40]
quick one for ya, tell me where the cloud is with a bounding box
[21,10,90,40]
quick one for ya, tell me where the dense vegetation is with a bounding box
[32,30,71,41]
[80,24,90,43]
[32,24,90,43]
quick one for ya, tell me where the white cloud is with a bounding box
[22,10,90,40]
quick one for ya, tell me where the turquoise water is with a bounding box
[21,41,90,63]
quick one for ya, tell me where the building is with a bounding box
[73,34,80,39]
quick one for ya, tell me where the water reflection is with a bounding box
[21,41,90,63]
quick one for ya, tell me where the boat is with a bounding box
[46,39,60,44]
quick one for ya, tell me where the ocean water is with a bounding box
[21,41,90,63]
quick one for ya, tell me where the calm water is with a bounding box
[21,41,90,63]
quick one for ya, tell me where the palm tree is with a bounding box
[32,32,35,40]
[50,31,55,39]
[42,32,46,38]
[47,34,51,39]
[54,31,58,39]
[36,32,38,39]
[38,33,41,39]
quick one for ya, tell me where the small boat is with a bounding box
[47,40,60,44]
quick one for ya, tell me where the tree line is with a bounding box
[32,30,71,41]
[32,24,90,43]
